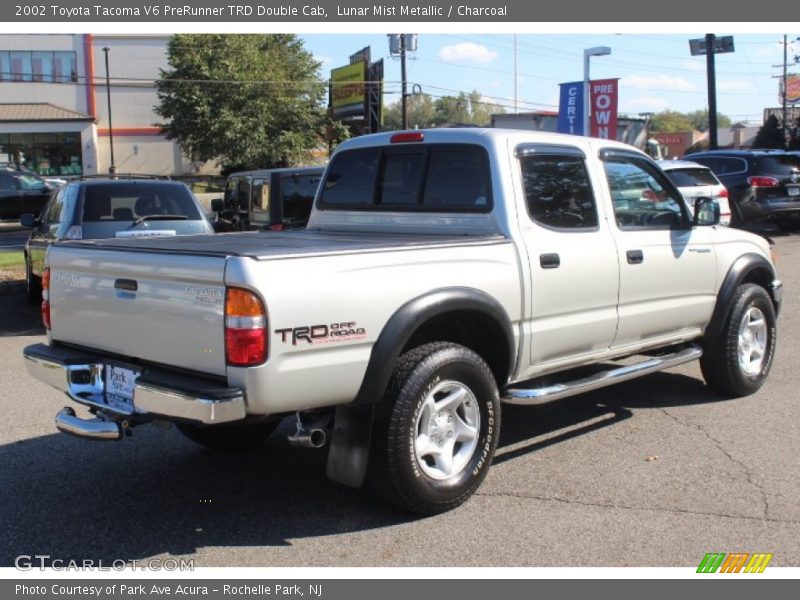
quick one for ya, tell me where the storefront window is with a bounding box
[0,51,77,83]
[0,132,83,176]
[10,51,32,81]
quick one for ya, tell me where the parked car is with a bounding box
[658,159,732,226]
[21,178,214,301]
[0,168,53,220]
[684,149,800,230]
[212,167,324,231]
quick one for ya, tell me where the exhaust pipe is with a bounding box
[287,412,330,448]
[55,407,123,441]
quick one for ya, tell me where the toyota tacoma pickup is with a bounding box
[23,129,782,514]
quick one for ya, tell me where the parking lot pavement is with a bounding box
[1,233,799,568]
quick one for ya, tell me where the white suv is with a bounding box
[659,159,732,226]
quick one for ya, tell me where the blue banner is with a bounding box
[557,81,584,135]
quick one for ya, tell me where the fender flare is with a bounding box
[706,253,777,338]
[350,286,516,406]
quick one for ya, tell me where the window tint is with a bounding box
[756,154,800,174]
[17,174,46,190]
[604,157,688,229]
[281,173,319,223]
[423,147,489,209]
[81,184,201,222]
[251,178,269,213]
[664,168,719,187]
[520,154,598,229]
[0,173,18,191]
[380,151,424,205]
[44,189,64,225]
[319,148,379,206]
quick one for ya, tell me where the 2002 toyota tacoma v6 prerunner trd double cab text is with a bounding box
[24,129,782,514]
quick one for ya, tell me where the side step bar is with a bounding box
[503,345,702,406]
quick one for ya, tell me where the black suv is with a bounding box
[0,168,53,220]
[685,149,800,231]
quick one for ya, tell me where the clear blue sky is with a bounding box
[301,33,799,124]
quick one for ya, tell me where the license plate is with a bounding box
[788,187,799,196]
[105,366,139,412]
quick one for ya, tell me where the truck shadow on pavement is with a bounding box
[0,283,45,337]
[0,370,727,566]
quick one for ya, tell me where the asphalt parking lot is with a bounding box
[0,229,798,568]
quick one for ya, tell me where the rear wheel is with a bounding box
[367,342,501,515]
[176,419,279,451]
[701,284,777,397]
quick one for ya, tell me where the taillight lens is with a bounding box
[717,188,729,198]
[268,223,285,231]
[41,267,51,330]
[747,176,779,188]
[390,132,424,143]
[225,287,267,366]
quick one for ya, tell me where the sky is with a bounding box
[302,33,800,125]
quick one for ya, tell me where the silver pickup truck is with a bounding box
[24,129,782,514]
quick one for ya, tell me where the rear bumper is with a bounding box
[23,343,246,424]
[742,197,800,221]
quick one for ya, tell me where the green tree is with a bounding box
[686,109,732,132]
[383,94,437,130]
[752,115,785,149]
[155,34,328,172]
[649,109,731,134]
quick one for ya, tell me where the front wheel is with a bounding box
[700,283,777,397]
[367,342,501,515]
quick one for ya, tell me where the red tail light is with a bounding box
[268,223,285,231]
[225,287,267,366]
[717,188,729,198]
[41,268,51,330]
[390,132,424,143]
[747,176,779,188]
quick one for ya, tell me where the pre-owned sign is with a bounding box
[589,79,619,140]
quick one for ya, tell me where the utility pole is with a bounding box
[400,34,408,130]
[102,46,116,175]
[783,34,789,149]
[706,34,718,150]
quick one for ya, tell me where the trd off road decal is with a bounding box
[275,321,366,345]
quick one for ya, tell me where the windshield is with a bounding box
[18,175,47,190]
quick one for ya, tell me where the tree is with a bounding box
[752,115,785,149]
[686,109,732,132]
[155,34,328,172]
[383,89,504,131]
[649,109,731,133]
[383,94,437,130]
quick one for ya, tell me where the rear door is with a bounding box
[516,144,620,366]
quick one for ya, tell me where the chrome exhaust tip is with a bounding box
[287,428,327,448]
[55,407,123,441]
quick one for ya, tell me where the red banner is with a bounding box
[589,78,619,140]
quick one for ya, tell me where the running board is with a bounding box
[503,345,703,406]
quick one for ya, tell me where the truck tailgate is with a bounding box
[48,245,228,377]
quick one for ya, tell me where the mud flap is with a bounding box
[325,404,374,488]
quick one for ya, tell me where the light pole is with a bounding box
[102,46,116,175]
[583,46,611,137]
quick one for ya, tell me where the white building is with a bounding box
[0,34,210,176]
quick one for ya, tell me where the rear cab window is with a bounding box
[318,144,491,212]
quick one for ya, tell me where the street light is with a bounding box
[102,46,116,175]
[583,46,611,137]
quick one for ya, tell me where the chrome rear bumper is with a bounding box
[24,343,246,425]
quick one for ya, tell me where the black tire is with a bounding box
[25,255,41,303]
[700,283,777,397]
[367,342,501,515]
[176,419,279,451]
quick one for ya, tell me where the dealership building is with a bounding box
[0,34,209,176]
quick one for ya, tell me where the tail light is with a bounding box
[716,188,729,198]
[747,176,779,188]
[41,268,51,330]
[225,287,267,366]
[268,223,285,231]
[390,132,424,143]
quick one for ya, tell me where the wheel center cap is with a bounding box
[430,412,455,446]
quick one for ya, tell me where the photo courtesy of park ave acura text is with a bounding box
[0,11,799,573]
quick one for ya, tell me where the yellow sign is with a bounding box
[331,62,366,118]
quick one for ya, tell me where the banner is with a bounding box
[783,74,800,104]
[557,81,584,135]
[330,62,366,119]
[589,78,619,140]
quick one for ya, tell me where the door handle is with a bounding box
[626,249,644,264]
[539,253,560,269]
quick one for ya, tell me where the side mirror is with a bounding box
[20,213,39,228]
[693,197,720,226]
[210,198,224,213]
